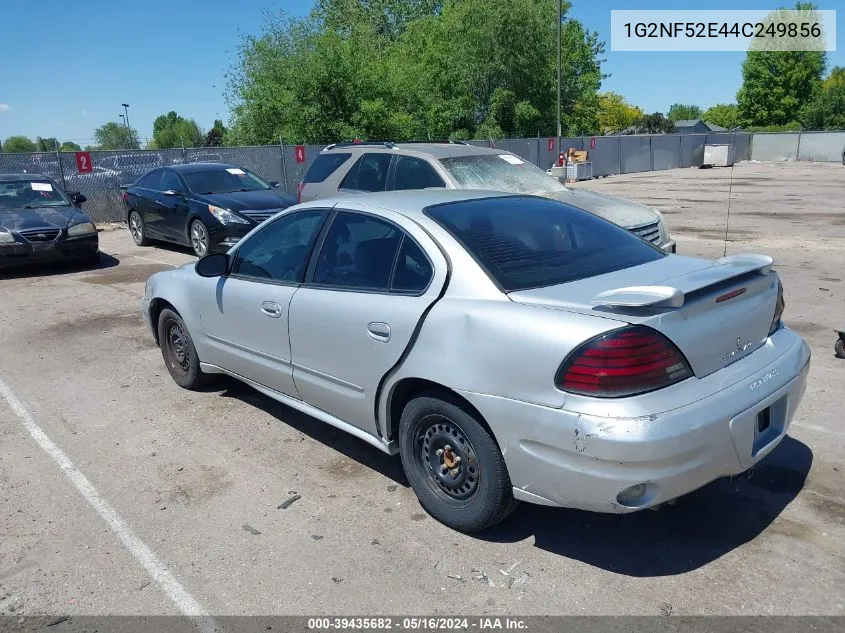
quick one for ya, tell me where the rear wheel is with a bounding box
[157,308,208,390]
[128,211,150,246]
[189,219,210,258]
[835,338,845,359]
[398,393,518,533]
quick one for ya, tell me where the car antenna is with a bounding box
[722,128,737,258]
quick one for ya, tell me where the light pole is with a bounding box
[121,103,133,148]
[556,0,562,153]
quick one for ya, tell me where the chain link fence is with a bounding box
[0,132,761,224]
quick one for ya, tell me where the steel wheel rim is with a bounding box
[414,414,479,501]
[130,213,143,244]
[191,222,208,257]
[165,320,190,375]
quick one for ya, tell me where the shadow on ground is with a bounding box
[0,252,119,280]
[211,379,812,577]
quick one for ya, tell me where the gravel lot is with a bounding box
[1,161,843,618]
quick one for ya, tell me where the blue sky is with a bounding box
[0,0,841,144]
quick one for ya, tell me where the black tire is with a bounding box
[157,308,208,390]
[189,219,210,258]
[398,392,518,533]
[128,210,150,246]
[835,338,845,359]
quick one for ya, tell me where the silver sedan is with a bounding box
[142,190,810,532]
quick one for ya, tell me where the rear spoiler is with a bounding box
[591,254,774,309]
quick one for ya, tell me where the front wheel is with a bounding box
[157,308,208,390]
[835,338,845,359]
[398,393,518,533]
[189,219,210,258]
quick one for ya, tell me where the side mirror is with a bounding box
[269,181,281,189]
[195,253,230,277]
[163,189,184,197]
[70,192,87,205]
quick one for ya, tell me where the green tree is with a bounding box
[597,92,642,133]
[59,141,82,152]
[94,121,140,149]
[667,103,702,122]
[736,3,827,127]
[2,136,37,153]
[152,111,204,148]
[204,119,227,146]
[630,113,675,134]
[822,66,845,90]
[226,0,606,143]
[701,103,740,129]
[514,101,542,136]
[800,82,845,129]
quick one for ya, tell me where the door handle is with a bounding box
[367,322,391,342]
[261,301,283,318]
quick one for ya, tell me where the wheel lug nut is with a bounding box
[444,444,452,452]
[435,448,444,456]
[453,455,461,464]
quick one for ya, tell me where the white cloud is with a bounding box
[0,104,11,113]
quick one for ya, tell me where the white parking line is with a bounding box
[0,377,213,625]
[129,254,180,267]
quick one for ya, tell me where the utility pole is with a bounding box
[556,0,562,153]
[121,103,133,148]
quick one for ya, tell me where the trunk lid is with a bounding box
[509,254,780,378]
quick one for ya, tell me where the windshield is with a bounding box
[0,180,70,209]
[440,154,567,194]
[181,168,270,194]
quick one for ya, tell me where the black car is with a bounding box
[0,174,99,269]
[121,163,296,257]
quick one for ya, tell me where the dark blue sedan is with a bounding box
[121,163,296,257]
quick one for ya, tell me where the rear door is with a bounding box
[288,208,447,434]
[133,170,166,238]
[157,170,191,242]
[337,153,393,196]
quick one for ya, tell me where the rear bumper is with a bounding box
[460,327,810,513]
[0,235,99,269]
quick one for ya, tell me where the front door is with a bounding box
[197,209,330,396]
[288,209,445,433]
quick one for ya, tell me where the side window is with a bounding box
[391,237,433,294]
[159,171,183,192]
[393,156,445,190]
[304,153,352,183]
[139,170,163,189]
[233,210,328,283]
[339,153,391,192]
[312,212,402,291]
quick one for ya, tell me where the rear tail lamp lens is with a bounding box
[770,279,784,335]
[557,325,692,398]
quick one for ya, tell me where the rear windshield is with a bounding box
[425,196,664,292]
[440,154,567,194]
[304,153,352,183]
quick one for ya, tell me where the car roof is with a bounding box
[321,142,507,160]
[169,163,242,173]
[0,173,51,182]
[299,188,516,219]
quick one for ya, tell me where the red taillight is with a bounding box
[770,279,784,335]
[296,181,305,203]
[557,326,692,398]
[121,191,128,202]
